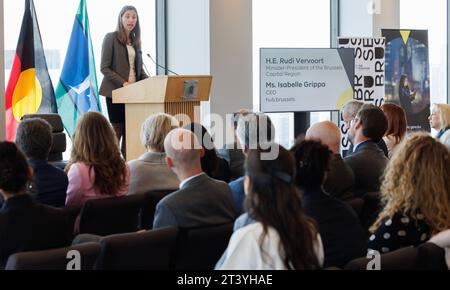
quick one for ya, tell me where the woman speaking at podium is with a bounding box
[99,5,148,158]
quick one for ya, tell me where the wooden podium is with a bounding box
[112,75,212,161]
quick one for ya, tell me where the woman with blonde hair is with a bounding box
[65,112,129,206]
[429,103,450,140]
[128,113,180,195]
[368,132,450,254]
[381,103,407,157]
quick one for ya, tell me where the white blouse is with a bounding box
[126,44,137,83]
[218,222,324,270]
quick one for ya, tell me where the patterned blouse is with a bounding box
[367,211,431,254]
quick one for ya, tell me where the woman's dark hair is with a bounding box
[399,74,409,88]
[0,142,30,194]
[245,143,321,269]
[116,6,141,48]
[184,123,229,182]
[291,140,332,191]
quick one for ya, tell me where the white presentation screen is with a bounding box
[260,48,354,112]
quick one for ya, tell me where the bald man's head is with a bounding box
[305,121,341,154]
[164,128,203,167]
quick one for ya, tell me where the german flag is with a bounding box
[5,0,57,141]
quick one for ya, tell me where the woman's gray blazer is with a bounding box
[99,31,148,98]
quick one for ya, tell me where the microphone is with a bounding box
[146,53,179,76]
[142,59,151,77]
[138,50,151,77]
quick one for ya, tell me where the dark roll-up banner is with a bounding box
[382,29,431,132]
[338,37,386,153]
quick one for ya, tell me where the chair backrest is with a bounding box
[139,190,175,230]
[95,227,179,270]
[346,197,364,218]
[5,243,100,270]
[361,191,383,230]
[416,242,448,270]
[78,195,146,236]
[345,246,418,270]
[62,204,83,239]
[173,223,233,270]
[21,113,66,162]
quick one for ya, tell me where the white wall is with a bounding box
[209,0,253,120]
[373,0,400,36]
[340,0,400,37]
[166,0,210,75]
[166,0,253,144]
[340,0,374,37]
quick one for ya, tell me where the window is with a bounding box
[400,0,447,105]
[4,0,156,103]
[253,0,331,149]
[4,0,156,158]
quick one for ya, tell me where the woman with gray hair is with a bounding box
[128,113,180,195]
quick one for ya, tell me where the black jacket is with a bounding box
[28,159,68,207]
[303,189,367,268]
[324,154,355,201]
[0,195,71,267]
[344,140,389,197]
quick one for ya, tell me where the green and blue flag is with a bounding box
[55,0,101,137]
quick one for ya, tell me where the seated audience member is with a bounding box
[341,100,388,157]
[217,144,324,270]
[305,121,354,201]
[185,123,231,183]
[128,113,180,195]
[15,118,68,207]
[381,103,407,158]
[153,129,235,229]
[292,140,366,268]
[65,112,129,206]
[429,103,450,141]
[368,133,450,254]
[344,105,389,197]
[441,130,450,150]
[217,110,248,181]
[229,113,275,215]
[0,142,71,267]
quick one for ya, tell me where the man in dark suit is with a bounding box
[228,112,275,215]
[153,129,236,229]
[305,121,355,201]
[344,105,389,197]
[342,100,389,158]
[15,118,68,207]
[0,142,71,267]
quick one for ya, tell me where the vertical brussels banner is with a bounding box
[382,29,430,132]
[338,37,385,153]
